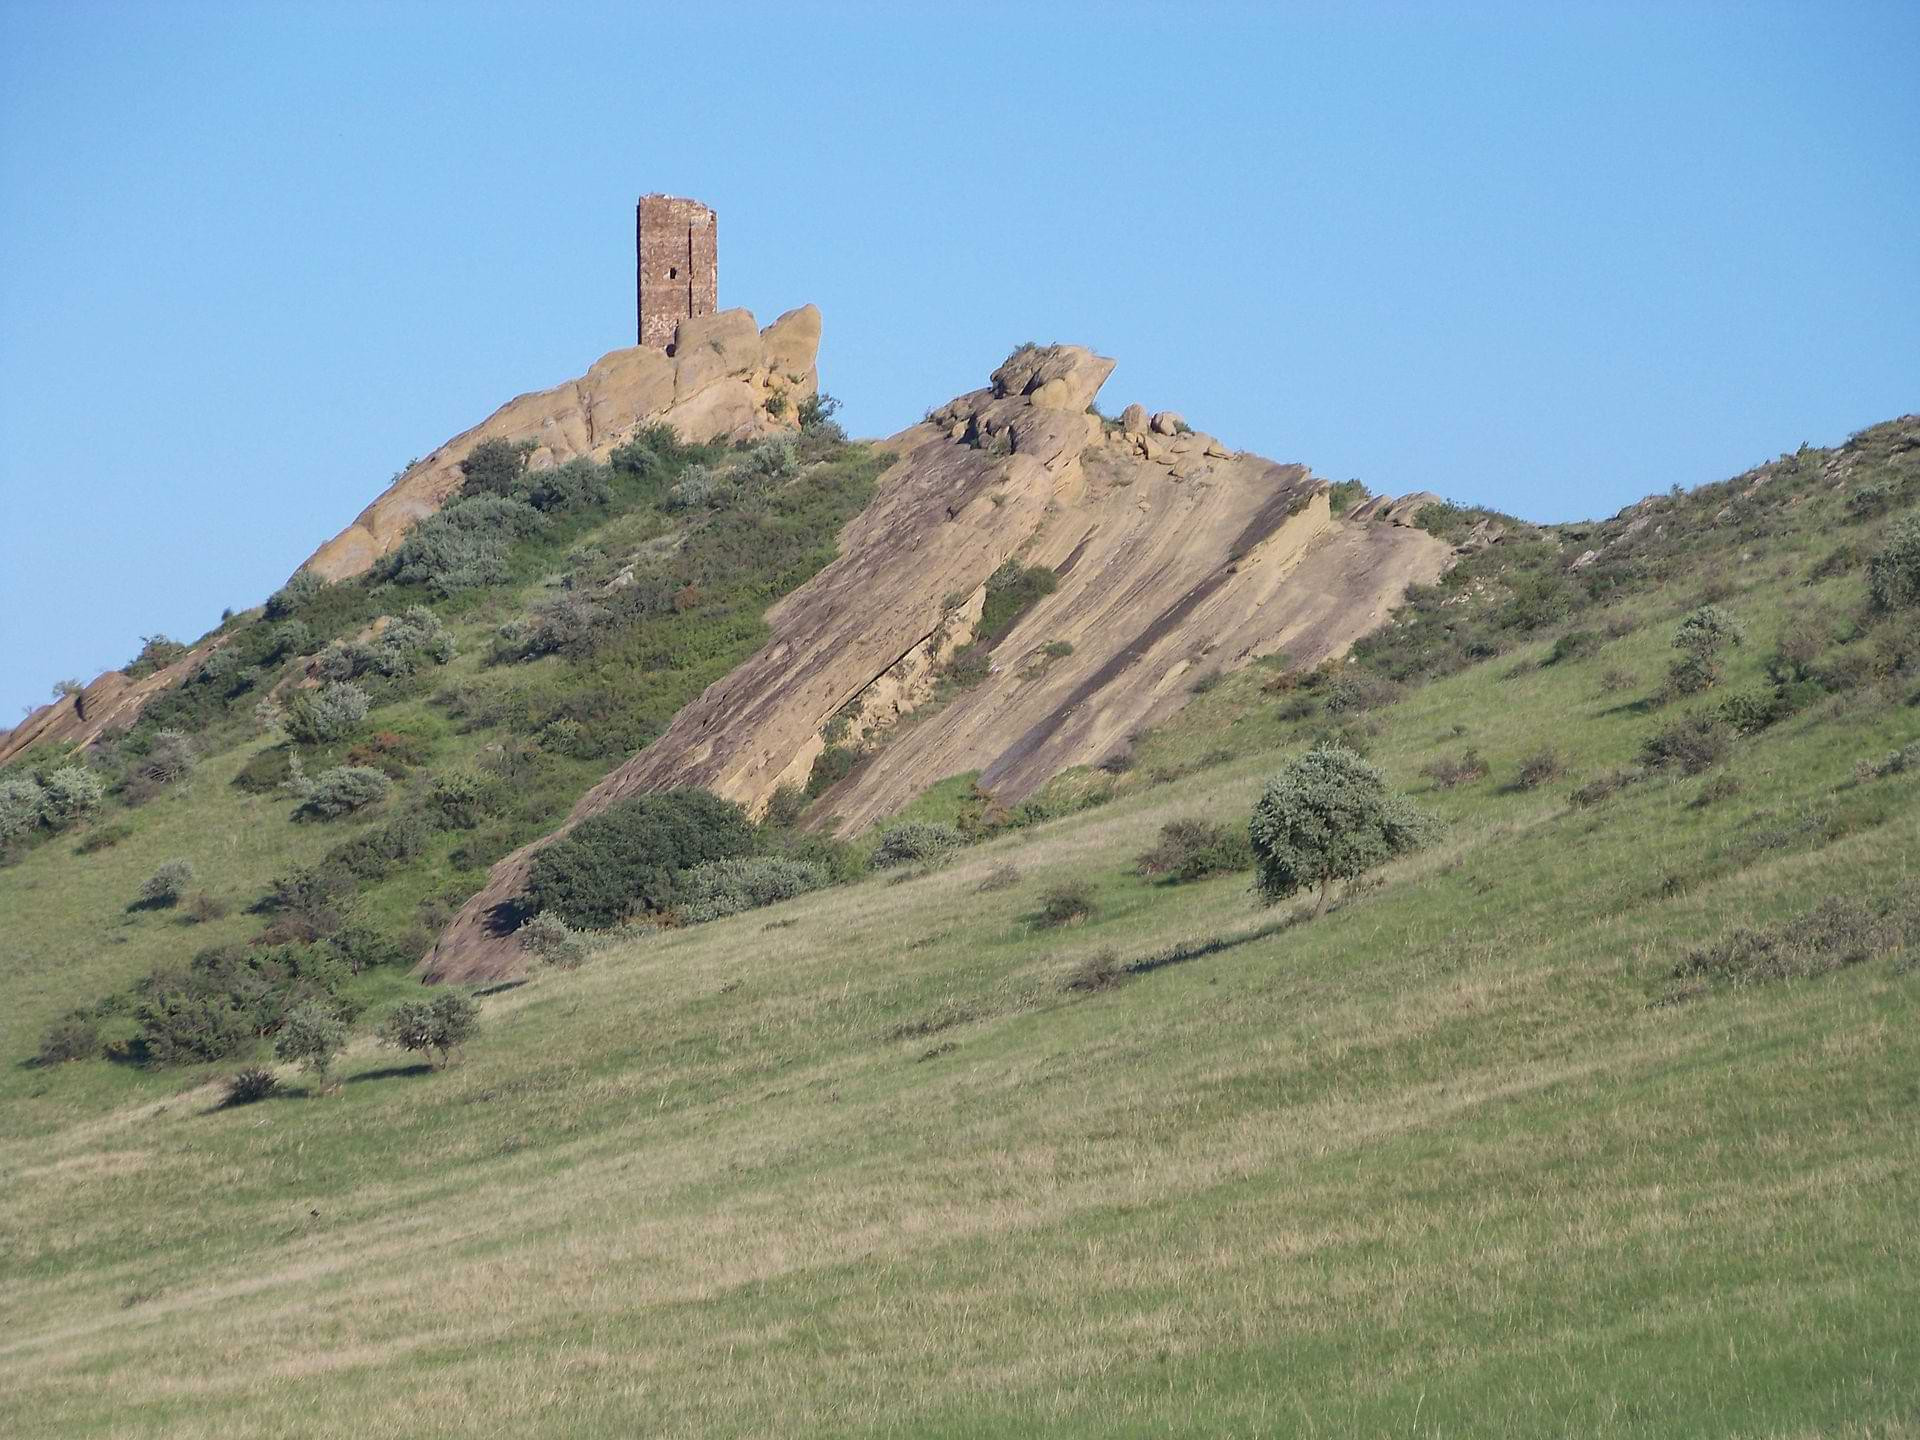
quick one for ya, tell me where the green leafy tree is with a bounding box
[274,1003,347,1087]
[1250,745,1439,917]
[380,991,478,1067]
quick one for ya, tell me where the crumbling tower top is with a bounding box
[636,194,717,351]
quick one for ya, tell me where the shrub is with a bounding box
[457,437,535,498]
[1641,713,1731,774]
[1717,686,1782,736]
[741,436,798,480]
[678,856,830,922]
[1690,773,1744,809]
[1035,881,1096,928]
[40,766,104,828]
[524,789,755,928]
[975,862,1021,893]
[1668,896,1916,996]
[222,1067,280,1106]
[381,495,545,592]
[1514,749,1563,790]
[75,821,134,854]
[380,991,478,1067]
[1134,818,1252,882]
[870,821,964,870]
[37,1012,99,1065]
[0,775,47,841]
[274,1003,347,1084]
[1421,749,1488,789]
[1250,745,1439,916]
[976,560,1059,647]
[283,683,370,745]
[1061,948,1126,993]
[1854,741,1919,781]
[264,569,326,620]
[428,772,494,830]
[139,729,198,786]
[1323,673,1402,714]
[289,764,390,821]
[797,391,843,435]
[139,859,195,907]
[1545,629,1602,666]
[1598,666,1639,694]
[666,464,732,512]
[806,744,862,797]
[519,912,591,969]
[1867,515,1920,611]
[183,892,229,924]
[124,634,188,679]
[1571,768,1643,807]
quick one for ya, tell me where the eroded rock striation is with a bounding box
[421,344,1451,983]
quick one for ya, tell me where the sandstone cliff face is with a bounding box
[420,345,1451,983]
[303,305,821,582]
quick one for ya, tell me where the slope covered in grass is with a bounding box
[1,418,1915,1436]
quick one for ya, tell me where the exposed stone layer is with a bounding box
[420,345,1450,984]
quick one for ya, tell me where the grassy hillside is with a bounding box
[1,417,1916,1436]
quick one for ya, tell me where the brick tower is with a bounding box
[636,194,717,351]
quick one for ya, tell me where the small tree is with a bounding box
[1250,745,1439,917]
[284,683,371,745]
[274,1003,347,1087]
[40,766,104,827]
[1665,605,1746,696]
[380,991,478,1067]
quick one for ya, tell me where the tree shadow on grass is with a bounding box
[473,978,528,998]
[344,1063,435,1085]
[1124,915,1295,978]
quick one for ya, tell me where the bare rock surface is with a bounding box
[0,642,224,766]
[302,305,820,582]
[421,345,1449,984]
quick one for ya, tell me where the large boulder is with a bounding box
[672,308,763,398]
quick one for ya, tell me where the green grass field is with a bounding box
[2,424,1917,1436]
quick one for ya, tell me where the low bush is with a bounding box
[1641,713,1731,774]
[74,821,134,854]
[263,569,327,620]
[806,744,862,797]
[1514,749,1564,790]
[1571,768,1644,807]
[519,912,591,969]
[138,859,195,907]
[124,634,188,680]
[975,862,1021,893]
[1061,948,1126,993]
[524,788,755,928]
[138,729,197,786]
[870,821,964,871]
[1867,515,1920,611]
[40,767,104,828]
[284,683,370,745]
[1598,666,1639,694]
[1133,818,1252,883]
[1323,673,1403,714]
[290,765,390,821]
[1546,629,1603,665]
[1667,896,1917,997]
[222,1067,280,1106]
[1421,749,1488,789]
[182,892,229,924]
[679,856,831,922]
[1034,881,1096,928]
[1854,741,1919,781]
[37,1012,99,1065]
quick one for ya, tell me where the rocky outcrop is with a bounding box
[420,344,1451,984]
[0,642,223,766]
[302,305,821,582]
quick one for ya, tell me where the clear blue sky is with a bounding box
[2,1,1915,722]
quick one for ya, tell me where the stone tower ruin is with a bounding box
[636,193,717,351]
